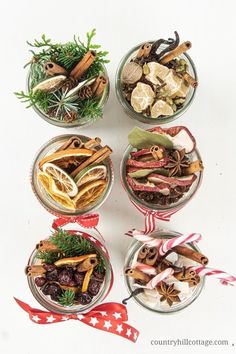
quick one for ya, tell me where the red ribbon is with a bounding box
[128,199,181,235]
[52,214,99,230]
[14,298,139,343]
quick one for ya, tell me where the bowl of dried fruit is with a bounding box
[26,228,113,314]
[123,230,205,313]
[116,31,197,124]
[31,134,114,216]
[15,30,109,128]
[121,126,203,213]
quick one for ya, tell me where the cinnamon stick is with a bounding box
[144,247,158,266]
[36,240,60,252]
[173,245,209,265]
[84,137,101,150]
[124,267,151,283]
[70,50,96,80]
[44,62,68,76]
[77,256,98,272]
[160,41,192,64]
[25,265,46,276]
[92,75,108,97]
[183,72,198,88]
[71,146,112,178]
[56,136,83,151]
[138,246,149,260]
[136,42,152,58]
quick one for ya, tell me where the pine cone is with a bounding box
[63,110,78,123]
[61,78,77,93]
[78,85,93,100]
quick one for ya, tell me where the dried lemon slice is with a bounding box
[131,82,155,113]
[32,75,67,93]
[39,148,93,169]
[151,100,174,118]
[74,165,107,187]
[145,62,169,84]
[42,162,78,197]
[38,172,76,210]
[73,179,107,209]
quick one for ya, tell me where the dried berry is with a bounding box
[46,284,62,301]
[35,277,46,287]
[58,268,74,285]
[46,269,58,282]
[44,264,56,272]
[93,271,105,281]
[88,280,101,296]
[74,272,85,286]
[76,291,92,305]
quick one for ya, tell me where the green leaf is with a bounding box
[128,168,168,178]
[128,127,173,150]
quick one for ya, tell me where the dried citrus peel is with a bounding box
[73,179,107,209]
[82,268,94,292]
[54,254,97,267]
[39,148,93,169]
[38,172,76,210]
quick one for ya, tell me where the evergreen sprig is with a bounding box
[14,90,51,111]
[50,229,94,257]
[36,251,61,264]
[58,289,75,307]
[78,98,103,120]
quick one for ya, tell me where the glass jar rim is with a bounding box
[124,230,205,314]
[115,41,198,125]
[30,134,114,217]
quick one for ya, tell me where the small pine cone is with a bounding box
[78,85,93,100]
[63,110,78,123]
[61,78,77,93]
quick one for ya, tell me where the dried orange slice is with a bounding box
[131,82,155,113]
[42,162,78,197]
[82,268,94,292]
[73,179,107,209]
[54,254,97,267]
[39,148,93,169]
[38,172,76,210]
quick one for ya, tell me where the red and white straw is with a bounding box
[146,268,174,289]
[190,266,236,286]
[134,262,157,276]
[159,233,202,256]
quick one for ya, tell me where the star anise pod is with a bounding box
[157,282,181,306]
[165,149,190,177]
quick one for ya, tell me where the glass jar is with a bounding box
[27,64,109,128]
[120,133,203,214]
[31,134,114,217]
[124,230,204,313]
[27,227,113,314]
[115,42,197,125]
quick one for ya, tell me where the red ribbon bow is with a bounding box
[52,214,99,230]
[128,199,181,235]
[14,298,139,343]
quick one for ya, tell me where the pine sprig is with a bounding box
[14,90,51,111]
[50,229,94,257]
[36,251,61,264]
[58,290,75,307]
[78,98,103,120]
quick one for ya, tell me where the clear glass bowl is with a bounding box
[115,42,197,125]
[31,134,114,217]
[27,228,113,314]
[124,230,204,313]
[27,64,110,128]
[120,136,203,214]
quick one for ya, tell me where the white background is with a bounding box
[1,0,236,353]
